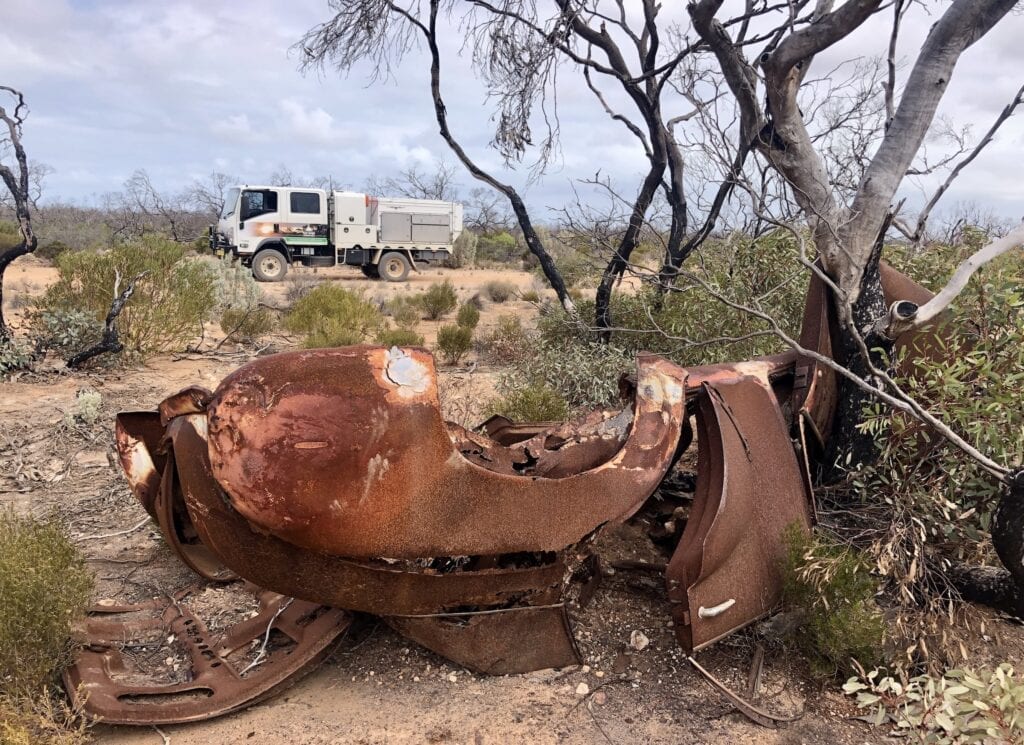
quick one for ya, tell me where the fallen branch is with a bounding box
[67,270,147,368]
[75,516,150,543]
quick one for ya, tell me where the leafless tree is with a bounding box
[0,86,37,342]
[188,171,238,218]
[104,170,210,243]
[366,161,460,201]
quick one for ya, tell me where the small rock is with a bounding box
[595,671,605,679]
[413,676,420,682]
[581,665,591,674]
[629,630,650,652]
[447,672,458,683]
[575,682,589,696]
[593,691,607,705]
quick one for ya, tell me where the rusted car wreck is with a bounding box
[67,266,935,725]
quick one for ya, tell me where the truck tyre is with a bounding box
[360,264,380,279]
[379,252,410,282]
[252,248,288,282]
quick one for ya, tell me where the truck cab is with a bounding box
[212,185,463,282]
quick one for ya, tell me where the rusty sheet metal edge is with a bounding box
[205,347,687,559]
[64,584,351,725]
[667,375,811,652]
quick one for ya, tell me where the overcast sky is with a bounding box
[3,0,1022,222]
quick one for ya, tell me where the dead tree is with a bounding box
[66,271,147,369]
[0,86,37,342]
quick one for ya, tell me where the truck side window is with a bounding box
[241,190,278,221]
[290,192,320,214]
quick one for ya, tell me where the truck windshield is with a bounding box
[221,188,240,219]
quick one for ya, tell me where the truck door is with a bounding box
[380,213,412,242]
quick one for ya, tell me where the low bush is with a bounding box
[780,524,885,677]
[0,338,33,376]
[376,327,425,347]
[446,230,478,269]
[32,309,102,357]
[284,271,322,304]
[436,324,473,365]
[219,307,276,344]
[386,295,421,329]
[520,288,540,303]
[34,241,70,263]
[844,664,1024,743]
[456,301,480,330]
[0,693,91,745]
[488,384,569,422]
[284,285,383,348]
[476,315,533,365]
[64,389,102,427]
[484,280,516,303]
[38,236,217,360]
[418,280,458,320]
[476,231,519,264]
[0,511,93,695]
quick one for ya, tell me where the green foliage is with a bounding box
[376,326,425,347]
[284,271,322,304]
[538,231,807,367]
[476,231,519,264]
[844,664,1024,743]
[284,285,383,348]
[520,288,540,303]
[34,242,70,263]
[418,280,458,320]
[446,229,478,268]
[848,243,1024,641]
[39,236,217,360]
[483,280,516,303]
[781,524,885,677]
[0,338,33,375]
[208,255,260,314]
[456,301,480,330]
[488,384,569,422]
[64,389,102,427]
[0,221,21,252]
[219,307,276,343]
[435,324,473,365]
[0,511,93,695]
[31,309,102,356]
[386,295,421,329]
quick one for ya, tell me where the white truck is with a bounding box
[211,186,463,282]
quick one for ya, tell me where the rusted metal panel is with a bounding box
[114,412,167,519]
[168,413,572,616]
[387,604,581,674]
[64,583,351,725]
[205,347,686,559]
[667,376,811,652]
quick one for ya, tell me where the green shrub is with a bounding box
[446,230,478,268]
[477,315,533,365]
[844,664,1024,743]
[34,242,70,263]
[0,511,93,694]
[488,384,569,422]
[499,338,629,412]
[520,288,540,303]
[208,255,260,314]
[38,236,217,360]
[0,338,33,375]
[386,295,421,329]
[284,271,321,304]
[64,389,102,427]
[284,285,383,348]
[219,307,276,343]
[456,301,480,330]
[780,524,885,677]
[31,309,102,356]
[418,280,458,320]
[476,231,519,264]
[376,327,425,347]
[484,280,516,303]
[436,324,473,365]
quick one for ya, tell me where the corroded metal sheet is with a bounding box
[667,376,811,652]
[169,413,571,616]
[114,412,167,519]
[205,347,686,559]
[64,583,350,725]
[387,604,581,674]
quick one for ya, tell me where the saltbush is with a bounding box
[32,309,102,357]
[780,524,885,677]
[219,307,276,343]
[484,280,516,303]
[477,315,533,365]
[285,285,383,348]
[488,384,569,422]
[446,229,478,268]
[418,280,458,320]
[386,295,421,329]
[0,338,33,375]
[38,236,217,360]
[376,327,425,347]
[0,511,93,694]
[456,301,480,330]
[476,231,519,264]
[436,324,473,365]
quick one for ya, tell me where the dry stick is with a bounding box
[74,516,150,543]
[151,725,171,745]
[687,655,802,728]
[66,270,148,368]
[239,598,294,675]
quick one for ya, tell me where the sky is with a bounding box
[2,0,1023,222]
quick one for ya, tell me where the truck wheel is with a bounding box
[379,252,410,282]
[360,264,380,279]
[252,249,288,282]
